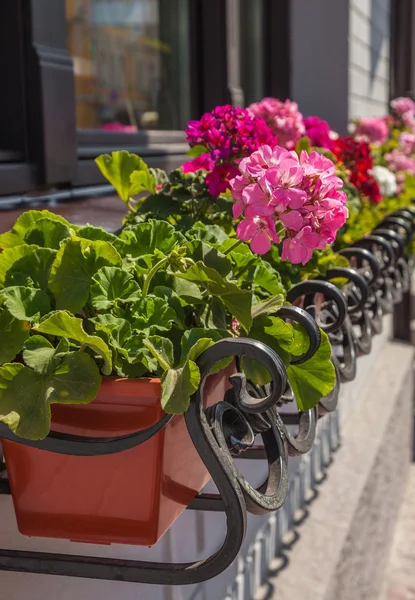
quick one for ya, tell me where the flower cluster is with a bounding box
[183,105,277,196]
[303,116,336,150]
[332,137,382,203]
[248,98,305,150]
[390,96,415,129]
[354,117,389,145]
[185,105,277,161]
[371,165,397,198]
[384,131,415,192]
[230,145,347,264]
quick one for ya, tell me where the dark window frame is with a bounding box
[389,0,415,100]
[0,0,289,200]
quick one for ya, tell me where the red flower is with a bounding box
[332,137,382,203]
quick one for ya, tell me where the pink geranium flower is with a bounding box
[390,97,415,116]
[354,117,389,145]
[248,98,305,150]
[229,144,347,263]
[281,227,320,265]
[182,154,215,173]
[236,207,280,254]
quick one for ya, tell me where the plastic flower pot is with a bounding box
[3,368,233,546]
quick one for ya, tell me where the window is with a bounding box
[66,0,192,131]
[0,0,288,198]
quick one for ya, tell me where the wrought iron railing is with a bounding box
[0,206,413,586]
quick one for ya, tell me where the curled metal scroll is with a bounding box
[287,279,348,334]
[354,236,395,313]
[381,216,413,245]
[287,277,355,381]
[372,228,405,303]
[338,247,383,334]
[193,338,289,514]
[325,266,372,356]
[277,304,321,364]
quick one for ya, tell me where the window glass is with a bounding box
[66,0,191,131]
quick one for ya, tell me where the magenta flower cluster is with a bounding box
[303,116,335,150]
[248,98,305,150]
[185,104,277,161]
[230,145,348,264]
[183,105,277,196]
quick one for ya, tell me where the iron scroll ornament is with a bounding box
[0,337,291,585]
[354,235,395,313]
[233,304,324,458]
[286,279,356,383]
[338,247,383,335]
[325,267,372,357]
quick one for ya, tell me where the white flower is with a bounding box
[371,165,397,197]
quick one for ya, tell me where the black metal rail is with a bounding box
[0,208,413,585]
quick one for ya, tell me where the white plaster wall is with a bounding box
[349,0,391,119]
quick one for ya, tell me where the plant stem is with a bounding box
[142,256,169,296]
[223,238,244,255]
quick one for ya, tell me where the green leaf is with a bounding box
[23,336,69,375]
[131,296,176,334]
[149,168,168,187]
[135,194,181,219]
[122,335,158,373]
[153,286,185,327]
[186,145,208,158]
[287,330,335,411]
[0,354,101,440]
[0,307,30,364]
[161,360,200,414]
[92,314,132,349]
[143,335,174,371]
[253,264,285,296]
[251,295,285,319]
[176,262,252,331]
[264,317,294,351]
[49,239,122,312]
[130,169,156,196]
[172,277,205,305]
[248,315,294,367]
[290,324,311,357]
[0,245,57,290]
[95,151,153,203]
[76,225,119,244]
[186,223,229,244]
[34,311,112,375]
[295,136,311,155]
[198,297,228,329]
[185,240,232,277]
[0,211,72,249]
[0,286,50,322]
[24,218,71,249]
[180,328,231,363]
[180,328,232,374]
[241,357,272,387]
[242,317,293,383]
[118,220,185,258]
[90,267,141,310]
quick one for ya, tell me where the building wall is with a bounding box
[291,0,392,133]
[348,0,391,119]
[290,0,350,135]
